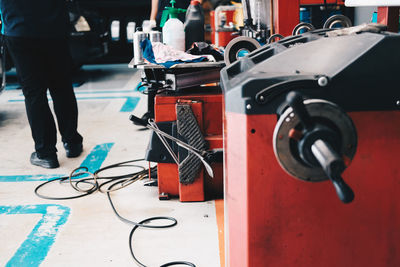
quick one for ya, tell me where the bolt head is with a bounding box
[246,104,252,110]
[318,76,328,87]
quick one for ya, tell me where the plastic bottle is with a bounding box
[126,22,136,43]
[110,20,120,41]
[184,0,205,50]
[160,0,186,51]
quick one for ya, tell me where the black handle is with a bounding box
[311,139,354,204]
[330,174,355,204]
[129,114,148,127]
[286,91,313,131]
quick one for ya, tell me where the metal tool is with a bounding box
[148,119,179,165]
[130,115,219,178]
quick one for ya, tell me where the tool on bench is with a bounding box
[129,114,222,178]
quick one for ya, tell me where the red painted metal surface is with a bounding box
[378,7,400,33]
[273,0,300,36]
[272,0,347,37]
[210,10,237,47]
[225,110,400,266]
[300,0,344,5]
[155,90,223,201]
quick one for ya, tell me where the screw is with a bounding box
[396,100,400,106]
[318,76,328,87]
[246,104,252,110]
[259,95,265,102]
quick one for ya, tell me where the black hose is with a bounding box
[34,159,196,267]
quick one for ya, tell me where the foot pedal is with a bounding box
[176,103,207,184]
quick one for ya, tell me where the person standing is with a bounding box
[0,0,83,168]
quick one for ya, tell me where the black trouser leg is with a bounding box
[5,36,57,157]
[45,39,82,144]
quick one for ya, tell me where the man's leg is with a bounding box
[45,38,83,157]
[5,36,58,159]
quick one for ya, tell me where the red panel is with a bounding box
[300,0,344,5]
[225,110,400,267]
[155,92,222,135]
[225,112,250,267]
[273,0,300,36]
[378,7,400,33]
[154,91,224,201]
[157,163,179,197]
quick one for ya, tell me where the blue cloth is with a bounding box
[0,0,69,38]
[140,39,206,68]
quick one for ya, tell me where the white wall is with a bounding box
[354,7,377,25]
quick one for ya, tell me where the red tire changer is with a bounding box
[220,24,400,267]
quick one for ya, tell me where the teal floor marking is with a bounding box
[0,204,70,267]
[79,143,114,173]
[8,96,140,112]
[74,90,136,94]
[0,143,114,182]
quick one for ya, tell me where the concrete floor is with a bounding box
[0,65,223,267]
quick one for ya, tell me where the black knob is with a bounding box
[330,174,355,204]
[129,114,148,127]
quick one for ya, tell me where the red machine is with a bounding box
[146,87,224,202]
[273,0,346,36]
[220,25,400,266]
[210,6,238,47]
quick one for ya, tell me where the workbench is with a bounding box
[129,59,225,201]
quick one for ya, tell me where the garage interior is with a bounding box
[0,1,399,267]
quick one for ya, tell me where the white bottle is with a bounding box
[162,17,185,51]
[110,20,120,41]
[126,22,136,43]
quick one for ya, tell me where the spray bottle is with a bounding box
[160,0,186,51]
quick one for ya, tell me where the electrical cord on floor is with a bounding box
[34,159,196,267]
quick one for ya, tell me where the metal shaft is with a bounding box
[147,119,214,178]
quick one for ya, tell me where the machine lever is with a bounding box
[311,139,354,203]
[286,91,314,131]
[148,120,180,165]
[129,115,215,178]
[286,92,355,204]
